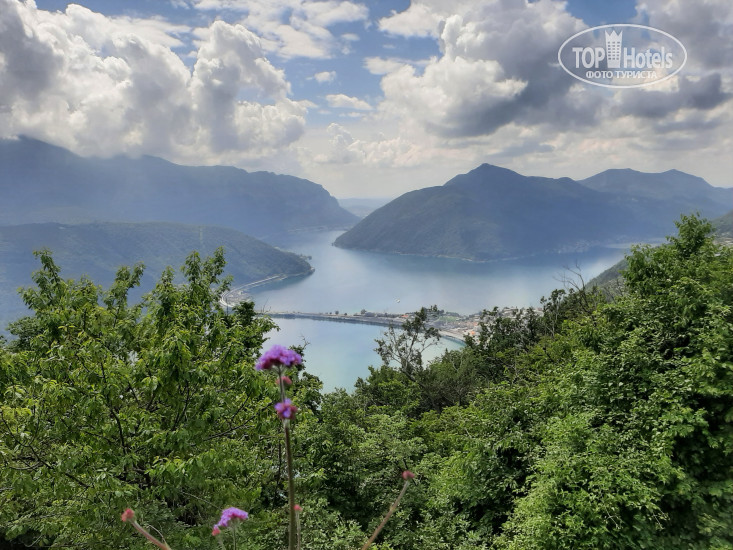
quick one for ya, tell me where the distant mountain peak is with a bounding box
[336,161,733,261]
[444,163,526,188]
[471,163,524,177]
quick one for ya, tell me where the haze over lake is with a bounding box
[253,230,629,389]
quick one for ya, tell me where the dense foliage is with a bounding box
[2,215,732,549]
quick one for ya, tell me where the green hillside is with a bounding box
[0,221,312,330]
[587,210,733,294]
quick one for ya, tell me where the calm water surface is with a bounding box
[254,230,628,390]
[265,317,463,392]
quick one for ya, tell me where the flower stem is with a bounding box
[279,364,297,550]
[360,480,410,550]
[296,507,302,550]
[129,521,172,550]
[285,422,296,550]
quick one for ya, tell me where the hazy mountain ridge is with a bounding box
[0,221,313,331]
[586,209,732,295]
[0,137,358,239]
[335,164,733,261]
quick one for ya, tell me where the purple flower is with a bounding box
[274,398,298,420]
[214,507,249,530]
[256,345,302,371]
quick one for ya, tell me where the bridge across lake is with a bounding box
[266,311,466,344]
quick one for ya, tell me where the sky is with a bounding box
[1,0,731,198]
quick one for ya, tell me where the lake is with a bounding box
[253,230,629,390]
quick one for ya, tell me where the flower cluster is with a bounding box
[255,345,302,371]
[275,398,298,420]
[212,507,249,536]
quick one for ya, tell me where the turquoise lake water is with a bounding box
[253,230,628,391]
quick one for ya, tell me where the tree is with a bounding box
[498,215,733,549]
[375,306,441,381]
[0,249,279,549]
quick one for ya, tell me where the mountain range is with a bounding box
[334,164,732,261]
[0,137,357,239]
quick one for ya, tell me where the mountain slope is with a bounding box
[578,168,732,228]
[0,221,313,330]
[335,164,732,261]
[0,137,358,239]
[587,209,733,295]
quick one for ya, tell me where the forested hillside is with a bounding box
[0,222,313,331]
[1,215,731,549]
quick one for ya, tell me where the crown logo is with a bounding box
[605,30,623,68]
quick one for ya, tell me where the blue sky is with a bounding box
[2,0,731,197]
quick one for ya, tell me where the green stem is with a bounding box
[285,422,296,550]
[279,364,296,550]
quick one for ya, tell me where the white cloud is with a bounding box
[313,123,418,166]
[0,0,306,161]
[302,1,367,28]
[314,70,336,83]
[188,0,368,59]
[326,94,373,110]
[379,2,442,38]
[379,55,527,135]
[364,56,428,75]
[364,57,409,75]
[373,1,589,138]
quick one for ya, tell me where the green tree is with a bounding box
[499,215,733,549]
[0,249,279,549]
[375,306,441,381]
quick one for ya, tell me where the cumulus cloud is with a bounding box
[314,70,336,83]
[0,0,307,160]
[326,94,373,110]
[379,2,442,38]
[614,74,731,119]
[188,0,368,59]
[372,0,733,144]
[364,56,429,75]
[636,0,733,71]
[374,1,588,138]
[314,123,418,166]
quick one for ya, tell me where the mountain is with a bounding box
[587,209,733,295]
[0,221,313,331]
[337,197,394,218]
[0,137,358,239]
[334,164,732,261]
[577,168,732,228]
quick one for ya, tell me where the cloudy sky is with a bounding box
[1,0,731,197]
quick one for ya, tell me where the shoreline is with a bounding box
[265,311,466,345]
